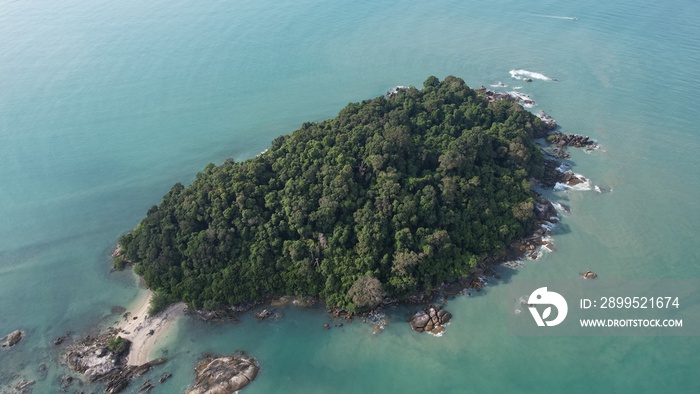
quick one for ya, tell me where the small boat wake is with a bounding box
[533,14,579,21]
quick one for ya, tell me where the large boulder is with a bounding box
[1,330,23,348]
[409,310,430,332]
[409,306,452,334]
[187,354,259,394]
[441,312,453,324]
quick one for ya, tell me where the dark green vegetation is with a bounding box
[118,76,548,311]
[113,256,126,271]
[147,290,177,317]
[107,336,129,356]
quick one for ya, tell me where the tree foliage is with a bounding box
[119,76,547,311]
[107,336,129,355]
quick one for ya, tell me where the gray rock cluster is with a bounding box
[549,132,595,148]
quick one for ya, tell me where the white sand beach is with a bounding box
[118,291,186,366]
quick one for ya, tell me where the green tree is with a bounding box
[118,76,548,310]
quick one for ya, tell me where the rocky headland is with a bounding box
[63,328,167,393]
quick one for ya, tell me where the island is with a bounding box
[116,76,552,313]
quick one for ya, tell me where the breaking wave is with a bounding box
[551,202,570,213]
[509,69,554,81]
[508,91,537,107]
[554,176,592,191]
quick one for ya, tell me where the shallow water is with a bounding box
[2,0,699,392]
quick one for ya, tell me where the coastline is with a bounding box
[62,283,186,392]
[118,290,186,366]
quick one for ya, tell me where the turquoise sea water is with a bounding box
[2,0,700,392]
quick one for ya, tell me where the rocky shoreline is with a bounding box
[546,131,598,159]
[57,307,262,394]
[62,327,169,393]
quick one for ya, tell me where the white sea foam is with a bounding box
[556,163,571,173]
[541,235,555,252]
[551,202,569,213]
[490,81,507,88]
[513,86,523,90]
[541,221,557,232]
[584,144,601,154]
[508,91,537,107]
[569,177,592,191]
[387,86,408,96]
[502,259,525,269]
[555,173,592,191]
[509,69,553,81]
[527,249,544,260]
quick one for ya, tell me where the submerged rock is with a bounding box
[14,379,34,393]
[58,375,76,391]
[111,306,127,314]
[187,354,259,394]
[1,330,24,348]
[139,379,154,392]
[254,309,272,320]
[54,331,71,346]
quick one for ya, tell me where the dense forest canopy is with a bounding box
[118,76,548,311]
